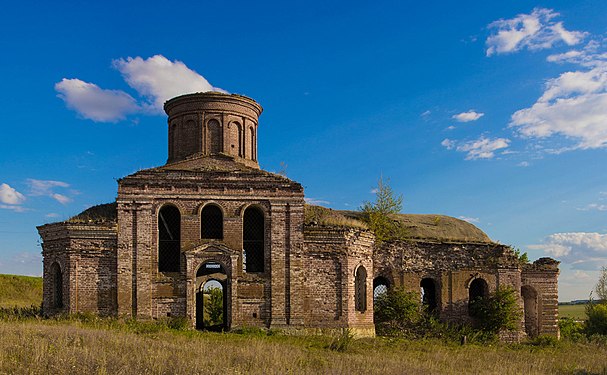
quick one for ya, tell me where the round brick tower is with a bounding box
[163,92,263,168]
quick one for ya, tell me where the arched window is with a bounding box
[158,205,181,272]
[201,204,223,240]
[355,266,367,312]
[208,119,221,154]
[243,206,264,272]
[468,278,489,317]
[229,122,242,157]
[420,278,438,313]
[50,262,63,309]
[373,276,390,302]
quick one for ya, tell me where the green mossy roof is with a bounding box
[68,202,117,224]
[304,205,492,243]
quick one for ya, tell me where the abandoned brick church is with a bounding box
[37,92,560,338]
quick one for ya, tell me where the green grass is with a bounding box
[0,274,42,308]
[0,318,605,374]
[559,304,586,320]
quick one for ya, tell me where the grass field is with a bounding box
[0,319,606,375]
[0,274,42,308]
[559,304,587,320]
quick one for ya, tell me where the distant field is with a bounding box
[0,274,42,308]
[559,304,586,320]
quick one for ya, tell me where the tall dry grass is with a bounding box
[0,320,605,374]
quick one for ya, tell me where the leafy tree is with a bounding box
[360,177,406,243]
[595,266,607,302]
[205,287,223,326]
[374,287,422,336]
[585,301,607,336]
[468,287,522,333]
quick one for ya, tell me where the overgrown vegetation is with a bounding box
[0,274,43,308]
[595,266,607,302]
[303,204,367,229]
[204,287,223,328]
[359,177,407,243]
[468,287,522,333]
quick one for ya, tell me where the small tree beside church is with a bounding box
[360,177,407,243]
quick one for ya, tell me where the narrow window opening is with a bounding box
[158,205,181,272]
[355,266,367,312]
[243,207,264,273]
[201,205,223,240]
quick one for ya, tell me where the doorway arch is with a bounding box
[522,285,539,337]
[195,261,228,331]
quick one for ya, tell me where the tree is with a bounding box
[595,266,607,302]
[360,177,406,243]
[468,287,522,333]
[374,287,422,336]
[205,287,223,326]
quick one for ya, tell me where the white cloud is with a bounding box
[27,179,72,205]
[113,55,225,113]
[518,161,530,167]
[55,78,139,122]
[0,204,27,212]
[304,197,330,205]
[486,8,586,56]
[579,203,607,212]
[452,110,484,122]
[0,183,25,205]
[56,55,225,122]
[441,138,455,149]
[458,216,480,224]
[528,232,607,270]
[442,136,510,160]
[45,213,60,218]
[510,65,607,149]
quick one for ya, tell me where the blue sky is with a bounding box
[1,1,606,301]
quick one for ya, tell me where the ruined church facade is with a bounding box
[38,92,560,339]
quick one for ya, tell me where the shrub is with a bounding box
[374,287,422,336]
[328,329,354,352]
[468,287,522,333]
[585,301,607,336]
[559,317,585,341]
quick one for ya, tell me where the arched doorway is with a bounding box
[373,276,390,303]
[468,278,489,317]
[195,262,227,331]
[522,285,539,337]
[420,278,438,314]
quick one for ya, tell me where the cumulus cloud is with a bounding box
[55,79,140,122]
[579,203,607,212]
[441,136,510,160]
[452,110,484,122]
[113,55,225,113]
[0,183,26,205]
[27,179,72,205]
[510,64,607,149]
[486,8,586,56]
[528,232,607,270]
[56,55,224,122]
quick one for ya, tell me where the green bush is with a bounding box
[559,317,585,341]
[374,287,422,336]
[328,329,354,352]
[585,301,607,336]
[468,287,522,333]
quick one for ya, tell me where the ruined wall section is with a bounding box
[303,227,375,336]
[522,258,560,338]
[374,240,522,324]
[37,222,117,316]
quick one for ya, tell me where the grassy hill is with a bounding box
[0,274,43,308]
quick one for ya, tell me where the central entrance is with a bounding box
[195,261,228,331]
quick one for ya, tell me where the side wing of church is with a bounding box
[37,92,560,339]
